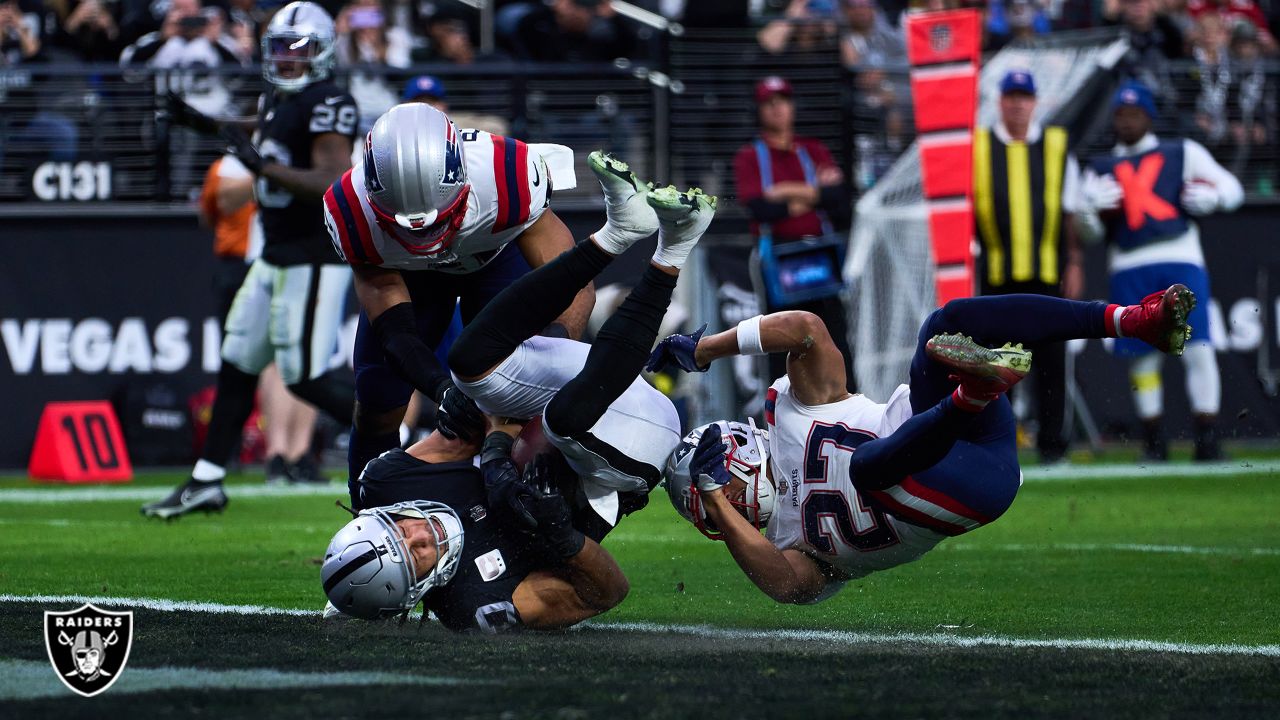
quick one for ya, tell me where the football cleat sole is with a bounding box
[1160,284,1196,357]
[926,333,1033,390]
[646,185,717,221]
[588,150,650,195]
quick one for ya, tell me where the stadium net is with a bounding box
[844,31,1128,402]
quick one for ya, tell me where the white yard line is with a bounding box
[0,659,478,701]
[941,542,1280,557]
[1022,460,1280,481]
[2,593,1276,658]
[0,484,345,503]
[584,622,1280,658]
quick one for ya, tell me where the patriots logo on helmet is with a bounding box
[441,122,464,186]
[364,133,385,193]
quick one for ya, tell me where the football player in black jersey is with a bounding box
[323,418,629,633]
[144,1,360,518]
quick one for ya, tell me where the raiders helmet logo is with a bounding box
[44,603,133,697]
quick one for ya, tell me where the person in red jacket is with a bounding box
[733,75,854,390]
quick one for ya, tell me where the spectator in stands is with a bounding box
[1192,12,1232,146]
[757,0,840,56]
[733,76,855,390]
[0,0,80,169]
[1224,19,1276,167]
[986,0,1052,51]
[0,0,40,65]
[52,0,124,61]
[1187,0,1277,54]
[401,73,508,135]
[972,70,1085,464]
[1076,81,1244,461]
[225,0,265,63]
[841,0,906,182]
[506,0,639,63]
[840,0,904,69]
[1104,0,1187,106]
[335,0,411,67]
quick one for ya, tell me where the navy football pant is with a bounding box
[850,295,1111,528]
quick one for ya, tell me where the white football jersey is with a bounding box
[763,376,946,597]
[323,129,550,274]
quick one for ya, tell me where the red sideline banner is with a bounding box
[905,9,981,66]
[29,401,133,483]
[906,8,981,306]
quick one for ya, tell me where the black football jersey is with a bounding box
[254,80,358,266]
[355,449,556,633]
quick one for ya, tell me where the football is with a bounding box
[511,416,552,469]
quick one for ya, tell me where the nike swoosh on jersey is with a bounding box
[532,162,542,187]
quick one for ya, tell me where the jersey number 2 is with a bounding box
[801,424,899,554]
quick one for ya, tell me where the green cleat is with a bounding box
[926,333,1032,402]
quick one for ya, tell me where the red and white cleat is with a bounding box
[1116,284,1196,356]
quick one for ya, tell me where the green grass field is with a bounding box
[2,465,1278,717]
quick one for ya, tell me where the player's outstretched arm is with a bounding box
[702,490,827,604]
[515,209,595,339]
[650,311,849,405]
[512,540,630,630]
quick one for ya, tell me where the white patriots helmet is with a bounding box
[261,1,337,92]
[363,103,471,257]
[665,419,775,540]
[321,501,464,620]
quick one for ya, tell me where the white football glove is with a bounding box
[1081,173,1123,212]
[1181,182,1220,216]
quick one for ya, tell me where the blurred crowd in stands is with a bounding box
[1,0,1279,198]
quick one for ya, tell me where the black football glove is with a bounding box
[220,126,264,175]
[522,454,585,561]
[159,91,222,135]
[480,431,538,530]
[434,380,484,443]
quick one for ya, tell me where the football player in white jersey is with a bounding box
[321,102,597,491]
[649,285,1196,603]
[444,153,716,536]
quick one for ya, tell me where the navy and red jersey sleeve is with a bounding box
[733,143,764,204]
[489,133,538,234]
[322,168,383,266]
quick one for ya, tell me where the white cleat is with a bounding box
[588,150,658,253]
[648,186,717,268]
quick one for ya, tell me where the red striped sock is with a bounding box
[1104,304,1125,338]
[951,387,989,412]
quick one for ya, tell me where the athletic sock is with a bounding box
[1104,304,1126,338]
[191,459,226,483]
[449,239,613,378]
[200,363,260,468]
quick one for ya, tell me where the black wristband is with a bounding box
[481,432,515,466]
[550,529,586,561]
[371,302,451,397]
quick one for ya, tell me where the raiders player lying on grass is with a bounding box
[649,286,1195,604]
[321,415,628,633]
